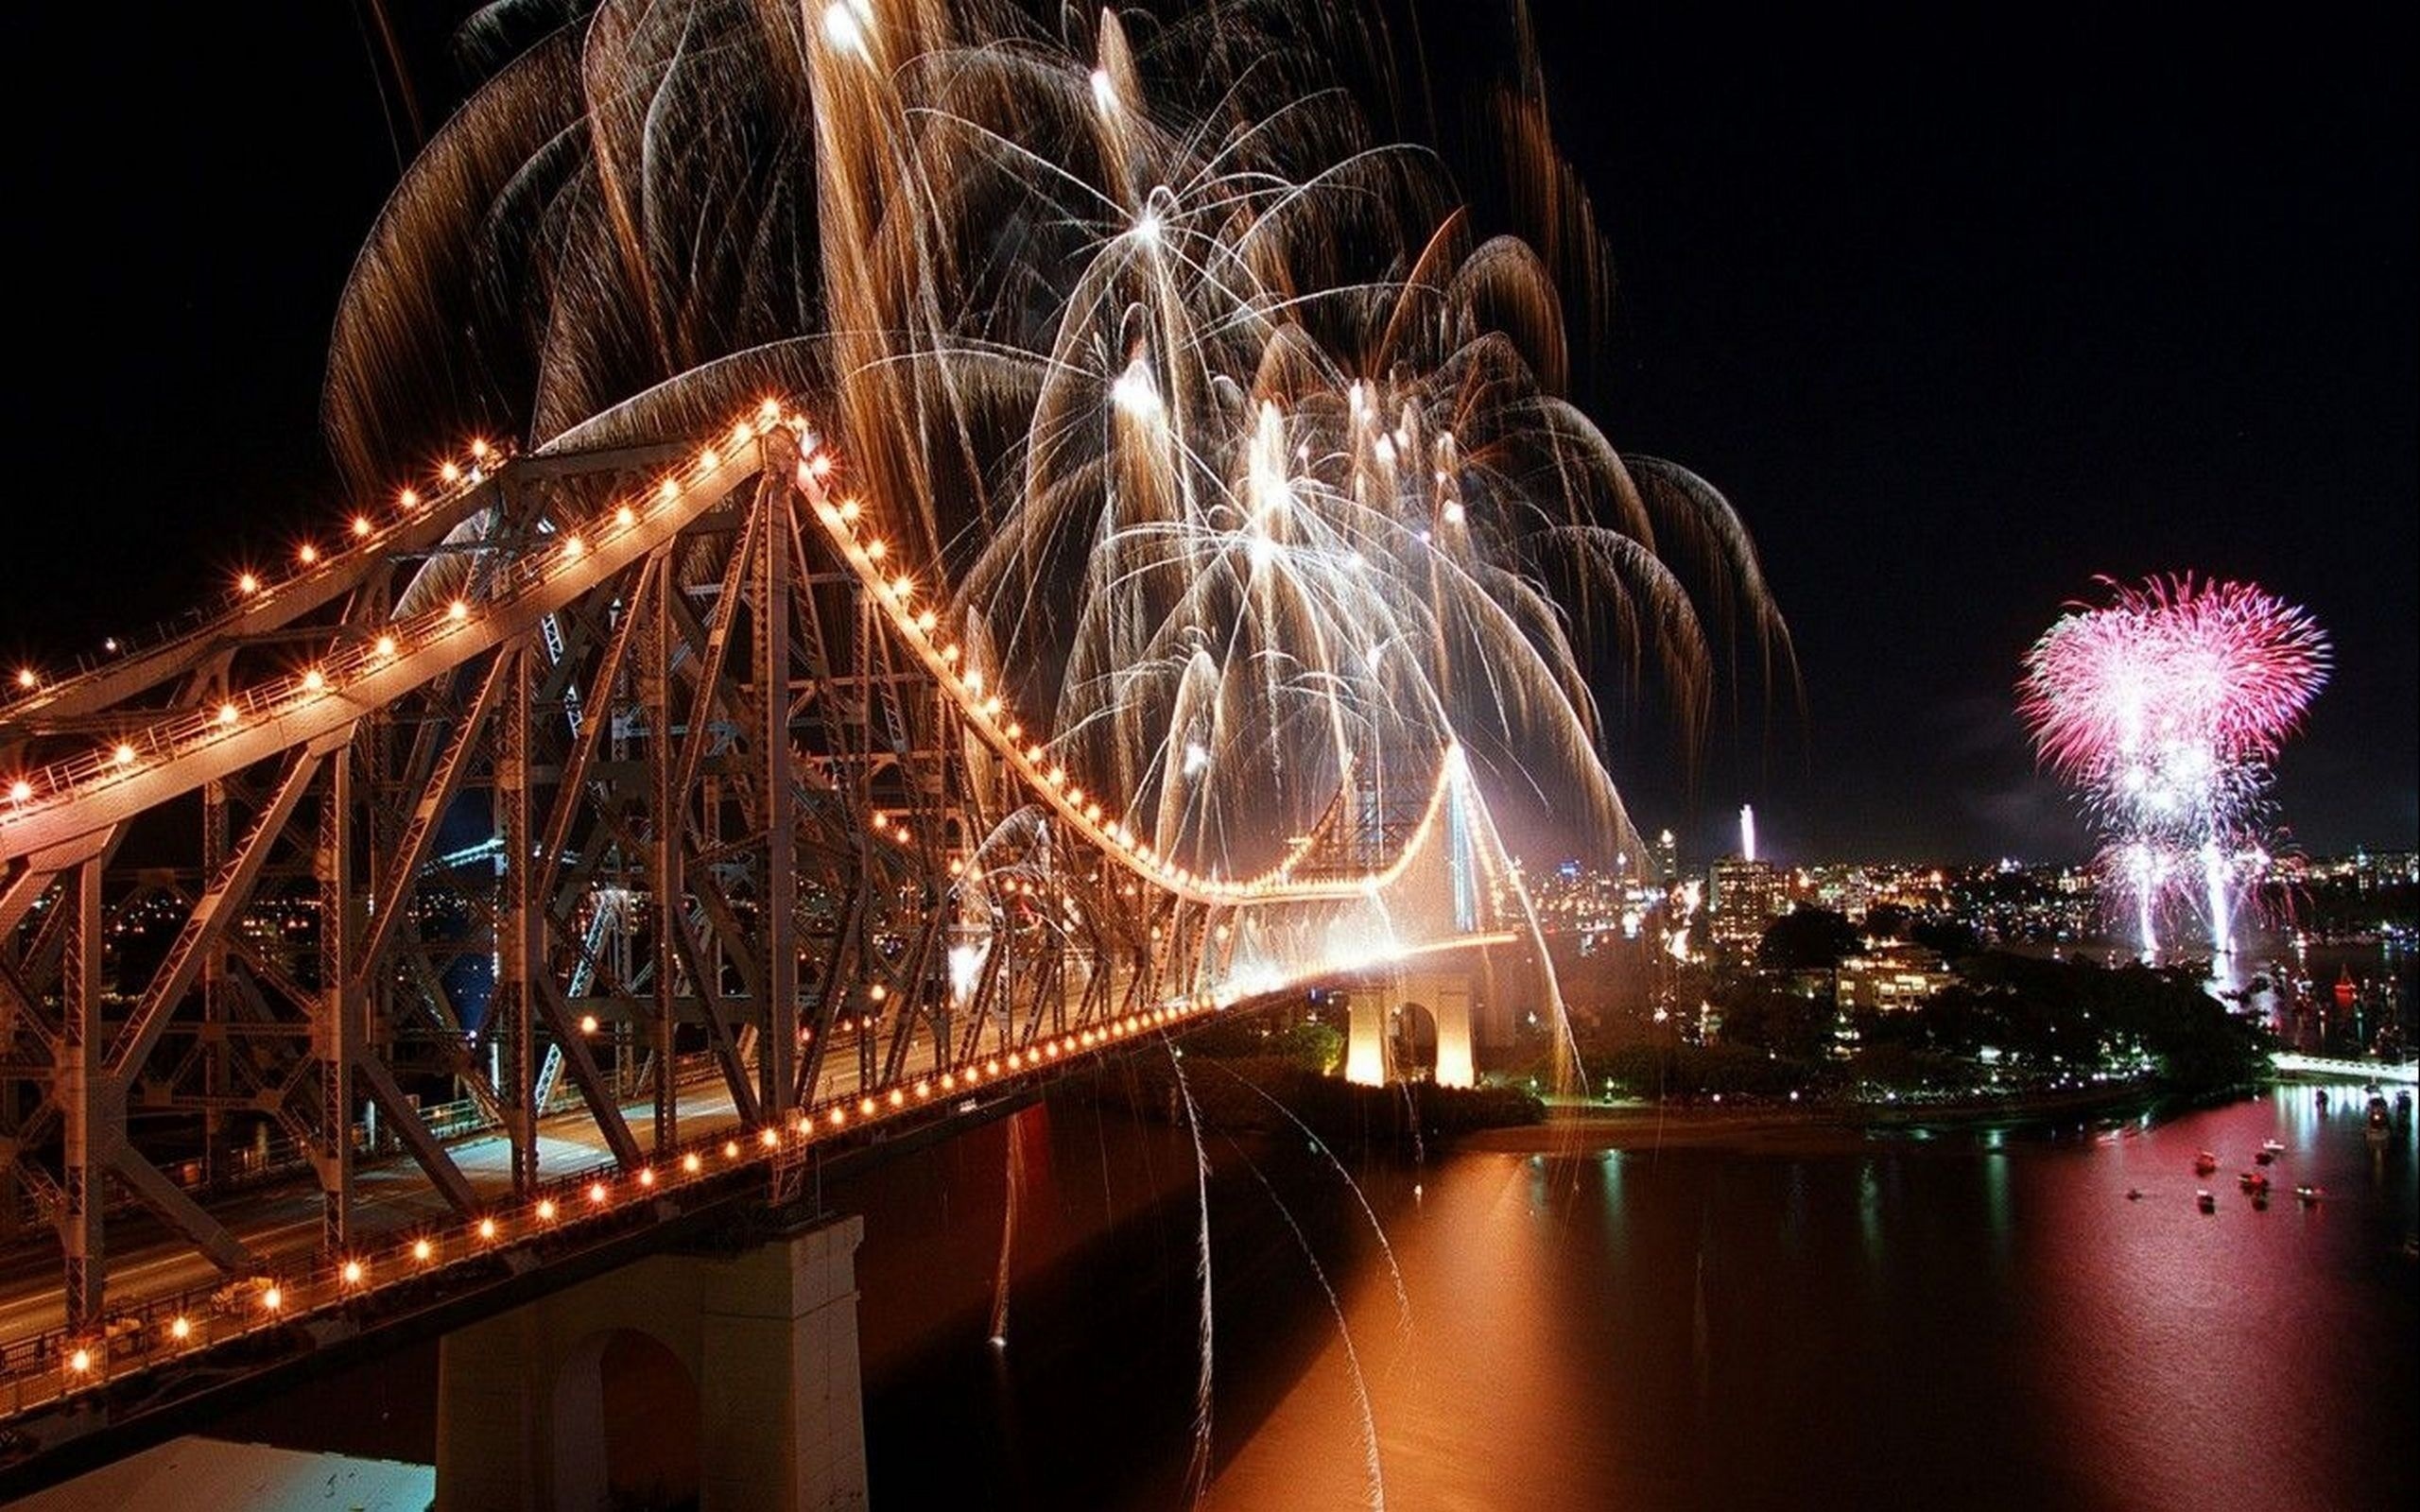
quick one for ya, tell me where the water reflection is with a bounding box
[834,1079,2419,1509]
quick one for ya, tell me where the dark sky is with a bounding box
[3,4,2411,868]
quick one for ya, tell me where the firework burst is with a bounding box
[326,0,1789,881]
[2021,575,2328,954]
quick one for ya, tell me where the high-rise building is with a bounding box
[1708,857,1783,949]
[1656,828,1678,885]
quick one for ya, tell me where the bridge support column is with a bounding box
[1414,971,1477,1090]
[437,1214,869,1511]
[1344,991,1388,1086]
[1341,970,1477,1088]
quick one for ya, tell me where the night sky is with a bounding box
[3,5,2410,867]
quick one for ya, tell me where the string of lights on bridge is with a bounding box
[0,396,1387,1410]
[6,992,1214,1413]
[4,399,1459,908]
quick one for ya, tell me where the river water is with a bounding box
[859,1083,2418,1511]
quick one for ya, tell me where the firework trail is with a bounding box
[325,0,1788,885]
[2020,575,2328,955]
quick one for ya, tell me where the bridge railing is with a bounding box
[0,436,721,841]
[0,443,506,724]
[0,998,1221,1420]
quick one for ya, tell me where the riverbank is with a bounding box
[1463,1078,2174,1156]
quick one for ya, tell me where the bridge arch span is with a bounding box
[552,1325,702,1511]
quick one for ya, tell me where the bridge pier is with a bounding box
[1343,969,1477,1088]
[436,1214,868,1511]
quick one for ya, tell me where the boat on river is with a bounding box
[2294,1185,2324,1205]
[2197,1190,2217,1213]
[2194,1151,2219,1175]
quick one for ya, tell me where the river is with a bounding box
[861,1081,2418,1511]
[186,1075,2417,1509]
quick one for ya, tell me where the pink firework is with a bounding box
[2020,575,2328,954]
[2021,575,2327,799]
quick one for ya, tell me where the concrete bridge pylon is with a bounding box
[436,1214,867,1511]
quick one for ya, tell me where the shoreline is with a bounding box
[1458,1079,2178,1156]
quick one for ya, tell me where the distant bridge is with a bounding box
[2270,1053,2419,1085]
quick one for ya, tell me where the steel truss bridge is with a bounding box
[0,401,1519,1429]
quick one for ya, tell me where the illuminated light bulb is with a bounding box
[414,1238,435,1262]
[980,696,1003,717]
[658,477,679,500]
[237,572,261,595]
[70,1349,91,1373]
[302,669,325,693]
[1086,802,1103,822]
[723,1139,740,1159]
[9,780,30,802]
[866,540,888,561]
[469,438,491,460]
[964,1065,981,1084]
[217,703,238,726]
[12,667,32,689]
[477,1217,497,1241]
[374,634,396,657]
[731,421,752,450]
[808,453,834,478]
[1046,766,1064,787]
[587,1181,608,1204]
[962,669,984,695]
[860,1097,878,1116]
[1004,722,1021,740]
[1008,1052,1023,1070]
[683,1152,701,1173]
[263,1286,283,1311]
[915,1080,931,1098]
[949,859,964,876]
[888,1089,905,1108]
[699,448,721,472]
[942,1073,957,1091]
[537,1198,557,1221]
[637,1168,656,1188]
[399,488,420,509]
[441,462,461,484]
[915,610,937,633]
[760,1127,779,1148]
[579,1013,599,1034]
[1065,786,1083,806]
[1442,501,1465,525]
[448,599,469,622]
[1026,745,1045,763]
[112,743,135,766]
[618,504,638,526]
[869,983,888,1003]
[170,1316,191,1341]
[563,535,586,559]
[829,1107,847,1127]
[838,499,861,523]
[890,576,912,601]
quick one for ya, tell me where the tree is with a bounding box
[1757,907,1860,971]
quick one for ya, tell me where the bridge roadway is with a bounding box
[0,1073,747,1345]
[0,990,1224,1428]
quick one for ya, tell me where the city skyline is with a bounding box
[1,3,2411,867]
